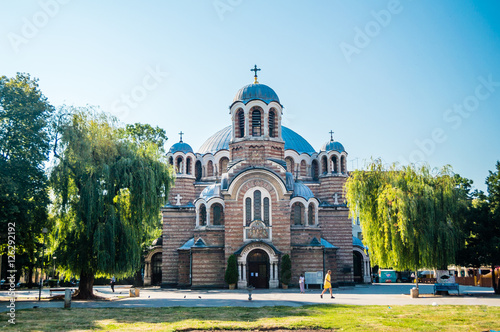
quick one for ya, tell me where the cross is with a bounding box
[333,192,339,205]
[179,131,184,142]
[251,65,261,83]
[175,194,183,206]
[329,130,334,141]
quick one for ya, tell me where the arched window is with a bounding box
[322,156,328,174]
[292,203,304,225]
[300,160,307,177]
[176,156,183,174]
[252,109,262,136]
[207,160,214,177]
[199,205,207,226]
[212,204,224,226]
[285,157,295,174]
[311,160,319,181]
[308,204,314,226]
[186,157,192,175]
[341,156,346,174]
[238,110,245,138]
[332,155,338,173]
[263,197,270,225]
[195,160,202,181]
[219,157,229,175]
[254,190,262,220]
[269,110,276,137]
[245,197,252,225]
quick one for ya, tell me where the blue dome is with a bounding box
[169,141,193,154]
[321,140,345,153]
[198,126,316,155]
[291,182,314,200]
[231,83,281,107]
[353,236,367,249]
[200,183,221,200]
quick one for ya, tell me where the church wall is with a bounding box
[318,208,353,284]
[230,140,285,162]
[177,250,191,287]
[161,208,196,287]
[191,248,225,288]
[290,247,323,286]
[290,227,322,246]
[315,176,347,204]
[168,177,197,206]
[194,227,225,247]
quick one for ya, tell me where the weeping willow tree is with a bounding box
[345,160,465,287]
[50,108,173,298]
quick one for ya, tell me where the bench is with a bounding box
[49,288,74,296]
[433,283,459,295]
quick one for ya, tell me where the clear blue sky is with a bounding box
[1,0,499,192]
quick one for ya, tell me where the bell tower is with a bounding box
[229,66,285,163]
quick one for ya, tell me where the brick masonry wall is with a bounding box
[161,208,195,286]
[191,248,225,287]
[178,250,191,287]
[291,247,323,285]
[290,227,322,246]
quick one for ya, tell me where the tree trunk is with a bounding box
[492,264,499,295]
[27,266,34,289]
[415,269,419,289]
[77,271,95,299]
[133,269,143,287]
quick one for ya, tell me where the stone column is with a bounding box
[269,262,279,288]
[238,263,247,289]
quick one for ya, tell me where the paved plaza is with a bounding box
[1,283,499,312]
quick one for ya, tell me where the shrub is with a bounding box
[224,254,238,285]
[280,254,292,285]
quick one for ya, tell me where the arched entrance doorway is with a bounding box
[247,249,269,288]
[151,253,162,286]
[353,251,363,284]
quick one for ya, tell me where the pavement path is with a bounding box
[1,283,499,312]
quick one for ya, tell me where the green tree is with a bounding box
[118,122,169,286]
[458,162,500,294]
[50,108,173,298]
[0,73,53,287]
[345,160,465,288]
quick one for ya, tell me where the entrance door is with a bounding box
[247,249,269,288]
[151,253,162,285]
[353,251,363,284]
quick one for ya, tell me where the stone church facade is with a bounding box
[156,71,368,289]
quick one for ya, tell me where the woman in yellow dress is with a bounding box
[320,270,334,299]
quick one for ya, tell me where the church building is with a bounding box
[150,67,370,289]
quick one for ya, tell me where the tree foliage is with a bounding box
[457,161,500,294]
[345,160,465,274]
[280,254,292,285]
[50,107,173,298]
[0,73,53,286]
[224,254,238,286]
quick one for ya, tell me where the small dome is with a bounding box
[169,141,193,154]
[231,83,281,107]
[321,139,345,153]
[353,236,367,249]
[200,183,221,200]
[152,235,163,247]
[291,182,314,200]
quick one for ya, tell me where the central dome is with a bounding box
[231,83,281,107]
[198,126,316,155]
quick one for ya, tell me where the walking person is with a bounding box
[110,276,116,293]
[299,274,305,293]
[320,270,334,299]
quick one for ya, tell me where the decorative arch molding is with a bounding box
[194,197,225,227]
[353,246,371,283]
[227,168,289,200]
[144,247,162,286]
[289,197,319,226]
[236,241,280,289]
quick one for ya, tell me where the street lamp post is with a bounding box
[38,227,48,302]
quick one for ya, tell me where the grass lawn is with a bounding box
[4,304,500,332]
